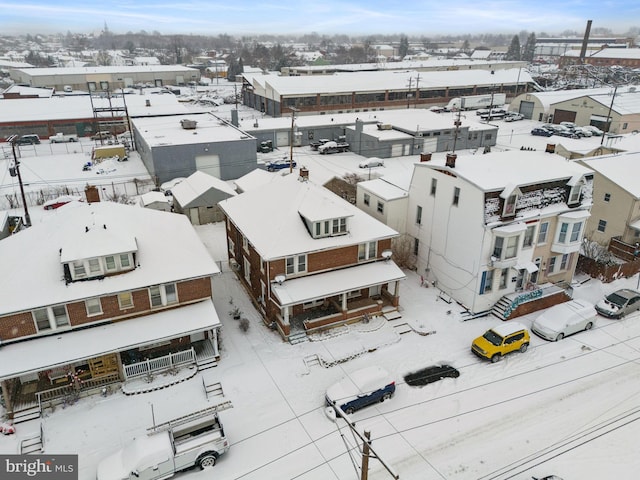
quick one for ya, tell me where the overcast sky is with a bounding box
[0,1,638,37]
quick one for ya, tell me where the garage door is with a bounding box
[552,109,577,124]
[195,154,221,179]
[519,101,534,119]
[391,144,403,157]
[276,131,289,147]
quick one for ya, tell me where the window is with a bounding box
[118,292,134,309]
[430,178,437,196]
[413,238,419,256]
[493,235,518,260]
[243,257,251,283]
[332,218,347,234]
[568,184,582,204]
[228,238,235,256]
[88,258,101,275]
[73,261,86,278]
[560,253,570,270]
[503,193,517,216]
[286,254,307,275]
[453,187,460,206]
[150,283,178,308]
[523,225,535,248]
[482,269,494,294]
[570,222,582,242]
[358,242,377,261]
[499,268,509,289]
[120,254,131,268]
[33,309,51,332]
[364,193,370,206]
[86,298,103,316]
[505,236,518,259]
[242,237,249,252]
[377,201,384,213]
[557,221,583,244]
[538,222,549,243]
[105,256,116,270]
[604,193,611,202]
[52,305,69,327]
[416,206,423,225]
[558,223,568,243]
[597,219,607,233]
[623,122,628,130]
[548,256,557,274]
[493,236,504,258]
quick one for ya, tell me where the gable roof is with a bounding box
[172,170,237,206]
[219,172,398,260]
[581,151,640,198]
[0,202,219,316]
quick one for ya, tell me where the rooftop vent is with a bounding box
[180,119,197,130]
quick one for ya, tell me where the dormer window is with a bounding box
[73,261,86,278]
[500,185,521,218]
[568,184,582,204]
[332,217,347,235]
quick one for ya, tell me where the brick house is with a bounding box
[407,151,594,320]
[0,202,222,421]
[218,169,405,341]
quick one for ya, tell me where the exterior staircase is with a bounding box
[11,404,41,425]
[20,423,44,454]
[491,296,512,320]
[288,331,308,345]
[383,311,413,335]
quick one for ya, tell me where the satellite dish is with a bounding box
[275,274,286,285]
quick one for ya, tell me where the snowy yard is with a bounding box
[2,221,640,480]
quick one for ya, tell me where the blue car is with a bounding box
[266,159,297,171]
[325,366,396,415]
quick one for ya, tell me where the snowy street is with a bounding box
[2,221,640,480]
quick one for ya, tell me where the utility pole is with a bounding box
[600,85,618,146]
[7,135,31,227]
[406,76,413,109]
[360,430,371,480]
[289,107,298,173]
[414,73,421,108]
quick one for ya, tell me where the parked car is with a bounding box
[15,134,41,145]
[583,125,604,136]
[325,366,395,415]
[471,322,530,363]
[504,112,524,122]
[595,288,640,319]
[359,158,384,168]
[43,195,83,210]
[560,121,577,129]
[531,300,596,341]
[91,131,113,141]
[572,127,593,137]
[555,127,580,139]
[266,159,297,172]
[531,128,553,137]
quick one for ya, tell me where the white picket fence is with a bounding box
[123,348,196,380]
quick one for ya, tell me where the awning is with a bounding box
[271,261,406,307]
[590,115,611,122]
[0,300,220,382]
[515,262,539,273]
[629,218,640,231]
[559,210,591,221]
[492,222,527,235]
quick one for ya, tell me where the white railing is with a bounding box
[123,348,196,380]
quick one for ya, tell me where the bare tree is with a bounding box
[391,235,417,270]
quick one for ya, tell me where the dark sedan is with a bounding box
[531,128,553,137]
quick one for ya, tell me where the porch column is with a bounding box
[1,380,12,416]
[341,293,347,311]
[283,306,290,325]
[393,280,400,297]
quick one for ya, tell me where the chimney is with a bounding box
[85,184,100,203]
[420,152,432,162]
[545,143,556,154]
[299,167,309,181]
[445,153,457,168]
[145,99,151,107]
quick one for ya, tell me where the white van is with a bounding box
[531,300,596,341]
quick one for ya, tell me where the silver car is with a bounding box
[531,300,596,341]
[595,288,640,319]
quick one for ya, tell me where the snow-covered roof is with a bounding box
[233,168,277,192]
[244,68,533,97]
[415,150,593,192]
[0,94,190,123]
[581,151,640,198]
[172,170,237,206]
[358,178,408,201]
[139,191,170,207]
[272,261,405,306]
[13,65,198,76]
[589,48,640,59]
[588,87,640,115]
[1,85,54,98]
[528,87,615,110]
[219,173,399,260]
[0,299,219,381]
[0,202,219,315]
[132,113,252,148]
[60,223,138,263]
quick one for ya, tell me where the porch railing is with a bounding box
[35,372,120,411]
[123,348,196,380]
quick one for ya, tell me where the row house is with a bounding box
[406,151,593,319]
[218,169,405,342]
[0,202,222,421]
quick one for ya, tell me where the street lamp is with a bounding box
[6,135,31,227]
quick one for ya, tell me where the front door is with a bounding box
[515,269,525,291]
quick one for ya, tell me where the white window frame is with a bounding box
[242,236,249,253]
[243,257,251,283]
[503,193,517,216]
[548,256,557,274]
[560,253,570,271]
[493,235,519,260]
[286,254,307,275]
[118,291,134,309]
[556,220,583,246]
[568,184,582,204]
[538,221,549,244]
[105,255,117,271]
[332,218,347,234]
[416,205,423,225]
[88,258,102,275]
[363,193,370,206]
[377,201,384,213]
[483,269,494,294]
[73,261,86,278]
[85,297,103,316]
[228,238,235,257]
[358,241,377,261]
[120,253,132,268]
[597,219,607,233]
[33,305,70,332]
[523,225,535,248]
[149,283,179,308]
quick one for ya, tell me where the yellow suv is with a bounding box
[471,322,530,363]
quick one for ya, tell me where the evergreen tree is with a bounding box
[399,35,409,59]
[505,35,521,61]
[523,33,536,62]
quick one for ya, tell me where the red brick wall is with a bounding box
[0,277,212,342]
